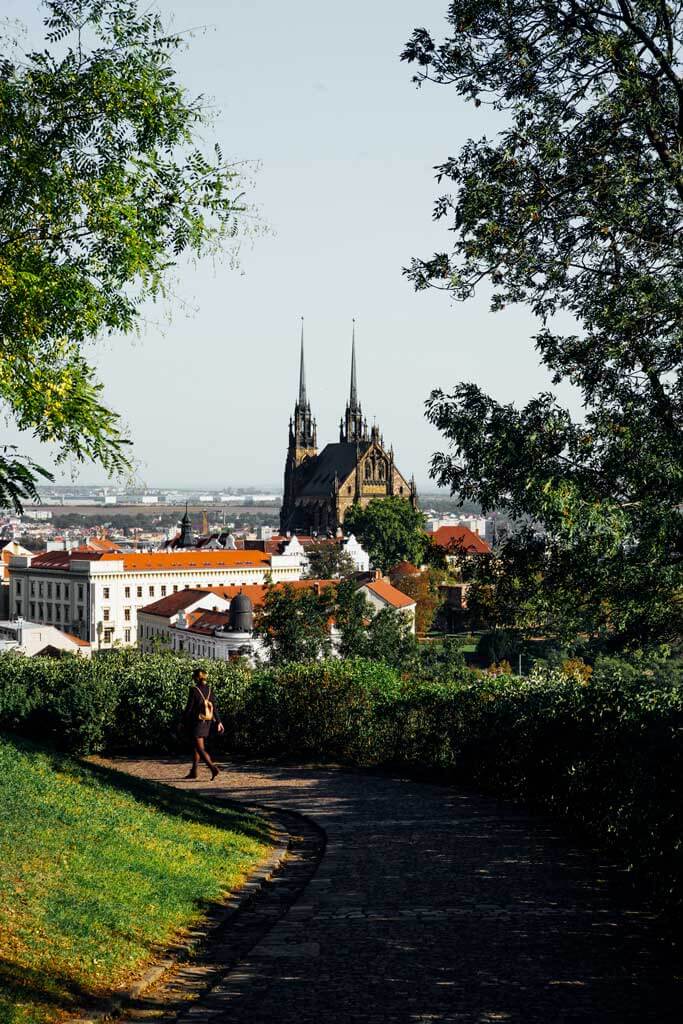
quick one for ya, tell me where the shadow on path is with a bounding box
[105,756,681,1024]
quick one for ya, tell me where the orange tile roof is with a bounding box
[98,550,271,571]
[140,580,339,618]
[431,526,491,555]
[364,579,416,609]
[140,589,228,617]
[61,630,91,647]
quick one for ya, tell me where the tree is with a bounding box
[0,1,250,510]
[306,541,356,580]
[389,567,445,636]
[334,578,417,666]
[254,584,335,664]
[402,2,683,650]
[343,498,428,573]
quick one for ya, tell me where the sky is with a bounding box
[3,0,581,491]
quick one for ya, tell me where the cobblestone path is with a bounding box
[105,758,679,1024]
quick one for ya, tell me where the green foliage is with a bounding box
[1,649,681,914]
[402,2,683,650]
[476,629,519,666]
[335,579,417,665]
[344,497,428,572]
[254,583,336,664]
[305,540,356,579]
[390,567,445,635]
[0,734,268,1024]
[0,1,252,509]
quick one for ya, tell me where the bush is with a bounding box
[0,648,681,916]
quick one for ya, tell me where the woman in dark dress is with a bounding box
[183,668,224,780]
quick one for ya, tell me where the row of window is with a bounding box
[25,602,84,624]
[18,580,85,601]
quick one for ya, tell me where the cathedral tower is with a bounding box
[281,319,318,531]
[339,321,369,444]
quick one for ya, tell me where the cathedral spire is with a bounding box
[350,319,358,409]
[298,316,307,407]
[290,318,316,452]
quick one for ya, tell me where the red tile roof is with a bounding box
[185,610,230,635]
[364,579,416,610]
[140,589,228,617]
[61,630,91,647]
[28,549,272,573]
[99,550,271,571]
[431,526,491,555]
[140,580,338,618]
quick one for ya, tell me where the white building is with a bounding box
[0,618,91,657]
[425,514,489,539]
[358,579,417,634]
[8,548,304,649]
[342,533,370,572]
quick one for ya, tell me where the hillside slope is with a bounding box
[0,736,270,1024]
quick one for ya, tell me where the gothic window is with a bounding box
[378,461,385,481]
[365,460,372,480]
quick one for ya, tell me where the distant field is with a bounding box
[23,503,280,519]
[0,736,271,1024]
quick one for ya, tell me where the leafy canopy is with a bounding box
[0,1,249,509]
[305,540,356,580]
[254,584,336,665]
[402,1,683,650]
[344,497,428,572]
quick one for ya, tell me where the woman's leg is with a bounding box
[185,738,201,778]
[195,737,219,776]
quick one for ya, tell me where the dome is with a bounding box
[229,593,254,632]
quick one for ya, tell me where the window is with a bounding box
[124,586,131,598]
[30,581,35,596]
[78,585,84,601]
[103,628,114,644]
[161,585,167,596]
[103,608,110,622]
[77,605,84,622]
[149,586,155,597]
[103,587,110,599]
[16,581,21,595]
[47,582,52,598]
[15,603,21,617]
[173,585,178,593]
[39,583,44,597]
[38,604,44,619]
[46,603,52,620]
[137,586,143,598]
[55,583,60,599]
[55,605,61,621]
[124,608,131,621]
[63,584,69,598]
[29,602,36,619]
[124,629,131,643]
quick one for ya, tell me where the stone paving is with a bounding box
[104,757,680,1024]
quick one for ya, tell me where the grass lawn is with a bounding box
[0,735,271,1024]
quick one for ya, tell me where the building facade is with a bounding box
[280,323,417,534]
[8,548,304,649]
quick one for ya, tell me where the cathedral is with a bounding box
[280,323,417,534]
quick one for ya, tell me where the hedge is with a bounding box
[0,649,681,915]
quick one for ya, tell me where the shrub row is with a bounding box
[0,649,681,914]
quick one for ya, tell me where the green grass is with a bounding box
[0,735,271,1024]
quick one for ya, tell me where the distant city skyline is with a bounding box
[3,0,584,492]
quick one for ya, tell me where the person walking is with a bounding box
[183,668,224,780]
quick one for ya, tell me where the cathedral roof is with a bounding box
[300,442,371,496]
